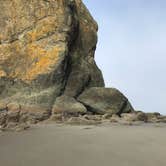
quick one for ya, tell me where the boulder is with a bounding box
[7,103,21,112]
[135,112,148,122]
[52,95,87,115]
[6,110,20,123]
[110,114,121,123]
[121,113,136,122]
[121,112,147,122]
[78,87,134,115]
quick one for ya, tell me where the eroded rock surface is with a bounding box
[1,0,161,131]
[0,0,104,115]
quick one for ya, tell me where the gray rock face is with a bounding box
[78,87,134,115]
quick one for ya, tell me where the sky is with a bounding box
[83,0,166,114]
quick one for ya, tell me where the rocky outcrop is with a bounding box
[78,87,134,115]
[0,0,104,116]
[1,0,163,131]
[0,0,105,130]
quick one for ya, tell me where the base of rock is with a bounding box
[1,109,166,132]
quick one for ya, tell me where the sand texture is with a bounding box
[0,124,166,166]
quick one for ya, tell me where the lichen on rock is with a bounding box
[0,0,142,130]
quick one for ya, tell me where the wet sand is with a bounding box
[0,123,166,166]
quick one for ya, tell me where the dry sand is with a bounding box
[0,123,166,166]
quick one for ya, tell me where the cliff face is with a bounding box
[0,0,133,126]
[0,0,104,109]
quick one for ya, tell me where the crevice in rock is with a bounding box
[57,2,80,97]
[74,74,91,98]
[77,100,102,115]
[49,1,80,109]
[118,100,128,117]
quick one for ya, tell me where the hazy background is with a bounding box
[83,0,166,114]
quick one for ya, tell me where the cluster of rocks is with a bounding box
[0,0,164,132]
[0,102,52,131]
[0,87,134,131]
[1,102,166,131]
[51,111,166,125]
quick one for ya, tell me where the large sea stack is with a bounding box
[0,0,134,127]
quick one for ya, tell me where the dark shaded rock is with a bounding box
[78,87,134,115]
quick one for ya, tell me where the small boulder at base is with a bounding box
[121,112,147,122]
[52,95,87,116]
[78,87,134,115]
[0,0,138,128]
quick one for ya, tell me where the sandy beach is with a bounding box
[0,123,166,166]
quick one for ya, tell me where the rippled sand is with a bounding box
[0,123,166,166]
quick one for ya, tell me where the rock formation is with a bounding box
[0,0,104,113]
[1,0,164,131]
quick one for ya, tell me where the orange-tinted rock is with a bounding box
[0,0,135,127]
[0,0,104,115]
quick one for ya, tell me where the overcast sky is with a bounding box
[83,0,166,114]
